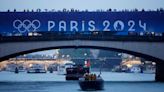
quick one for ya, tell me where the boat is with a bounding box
[79,59,104,91]
[79,74,104,91]
[6,63,25,72]
[27,64,46,73]
[65,64,89,80]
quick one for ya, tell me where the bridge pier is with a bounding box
[156,61,164,82]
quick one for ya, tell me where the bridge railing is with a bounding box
[0,32,164,42]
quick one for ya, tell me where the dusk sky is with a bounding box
[0,0,164,11]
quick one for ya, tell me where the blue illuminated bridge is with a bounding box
[0,11,164,82]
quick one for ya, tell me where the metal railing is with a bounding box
[0,32,164,43]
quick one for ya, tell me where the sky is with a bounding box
[30,50,59,56]
[0,0,164,11]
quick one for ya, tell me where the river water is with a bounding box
[0,81,164,92]
[0,71,164,92]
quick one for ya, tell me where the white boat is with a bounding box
[130,65,141,73]
[6,63,25,72]
[27,64,46,73]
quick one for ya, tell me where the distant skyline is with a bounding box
[0,0,164,11]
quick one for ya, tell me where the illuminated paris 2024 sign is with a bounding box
[0,12,164,36]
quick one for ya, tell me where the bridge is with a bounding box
[0,35,164,82]
[0,11,164,82]
[0,35,164,61]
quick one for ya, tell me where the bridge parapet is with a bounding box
[0,35,164,43]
